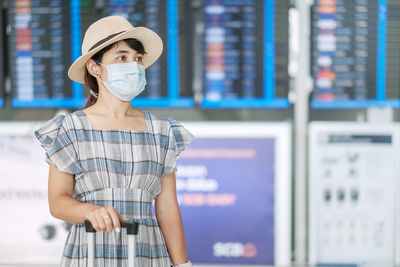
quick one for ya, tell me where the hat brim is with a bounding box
[68,27,163,84]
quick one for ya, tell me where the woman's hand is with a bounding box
[85,205,129,232]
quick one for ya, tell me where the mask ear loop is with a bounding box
[94,60,108,84]
[95,60,105,67]
[89,89,98,98]
[89,60,105,98]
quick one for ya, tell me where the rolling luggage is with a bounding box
[84,219,139,267]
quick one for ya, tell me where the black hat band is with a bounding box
[88,31,127,52]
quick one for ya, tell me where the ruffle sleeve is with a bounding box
[162,118,195,176]
[34,113,82,175]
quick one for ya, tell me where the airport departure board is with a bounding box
[5,0,293,109]
[311,0,400,108]
[8,0,84,108]
[0,89,3,108]
[7,0,193,108]
[201,0,290,108]
[79,0,194,107]
[0,5,4,108]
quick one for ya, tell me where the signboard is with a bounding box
[0,3,5,108]
[8,0,85,108]
[311,0,400,108]
[200,0,291,108]
[79,0,195,107]
[309,122,400,265]
[0,122,69,264]
[7,0,194,108]
[177,122,291,265]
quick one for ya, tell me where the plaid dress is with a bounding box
[34,109,194,267]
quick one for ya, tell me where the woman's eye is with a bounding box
[136,56,143,62]
[117,56,126,61]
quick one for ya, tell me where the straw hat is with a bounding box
[68,16,163,83]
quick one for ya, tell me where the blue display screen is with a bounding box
[9,0,84,108]
[311,0,400,109]
[0,7,3,108]
[201,0,291,108]
[79,0,194,108]
[9,0,194,108]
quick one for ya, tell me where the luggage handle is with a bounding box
[84,219,139,267]
[84,219,139,235]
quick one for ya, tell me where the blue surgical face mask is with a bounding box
[96,61,146,101]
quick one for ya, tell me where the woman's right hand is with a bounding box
[85,205,129,232]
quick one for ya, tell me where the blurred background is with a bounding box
[0,0,399,266]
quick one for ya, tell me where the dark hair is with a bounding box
[84,38,146,108]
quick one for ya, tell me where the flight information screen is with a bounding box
[7,0,193,108]
[311,0,400,108]
[201,0,290,108]
[0,84,3,108]
[0,6,4,108]
[8,0,84,108]
[79,0,194,107]
[0,88,3,108]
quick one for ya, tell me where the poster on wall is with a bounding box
[177,122,291,265]
[308,123,400,266]
[0,123,69,264]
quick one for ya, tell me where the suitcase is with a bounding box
[84,219,139,267]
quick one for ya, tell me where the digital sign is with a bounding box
[79,0,194,107]
[311,0,400,108]
[7,0,194,108]
[201,0,290,108]
[0,3,5,108]
[8,0,84,108]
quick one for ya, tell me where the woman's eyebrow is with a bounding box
[113,50,143,55]
[114,50,130,55]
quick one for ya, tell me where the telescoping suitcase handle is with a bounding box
[84,219,139,267]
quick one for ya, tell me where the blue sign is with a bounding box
[311,0,400,109]
[200,0,291,109]
[10,0,194,108]
[176,137,276,264]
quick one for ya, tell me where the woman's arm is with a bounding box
[48,163,125,232]
[155,171,189,266]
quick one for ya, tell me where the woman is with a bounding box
[34,16,194,267]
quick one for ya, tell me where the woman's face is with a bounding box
[97,40,144,81]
